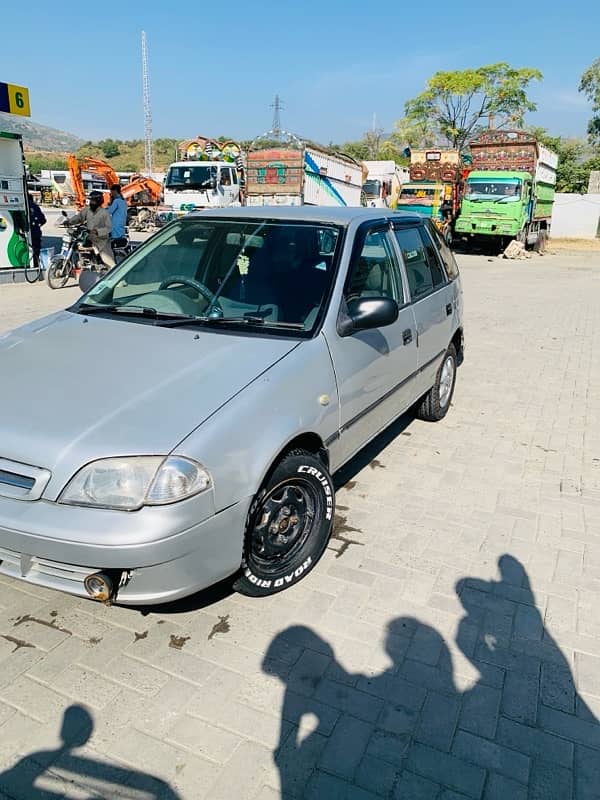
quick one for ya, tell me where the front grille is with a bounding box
[0,458,51,501]
[0,469,35,491]
[0,545,95,596]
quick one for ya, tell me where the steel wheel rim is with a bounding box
[249,479,317,572]
[439,356,455,408]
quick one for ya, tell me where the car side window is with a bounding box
[345,229,403,304]
[423,222,459,280]
[393,226,444,300]
[418,228,447,288]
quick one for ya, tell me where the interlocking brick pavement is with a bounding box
[1,249,600,798]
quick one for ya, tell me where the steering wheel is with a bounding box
[158,275,221,312]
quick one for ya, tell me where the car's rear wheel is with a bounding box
[234,450,335,597]
[416,344,457,422]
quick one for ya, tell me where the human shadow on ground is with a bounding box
[0,704,181,799]
[264,554,598,798]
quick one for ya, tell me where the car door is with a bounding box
[392,221,454,397]
[325,223,418,467]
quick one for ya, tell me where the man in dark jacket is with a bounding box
[28,194,46,270]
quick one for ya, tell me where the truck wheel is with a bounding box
[535,230,548,254]
[234,450,335,597]
[416,344,457,422]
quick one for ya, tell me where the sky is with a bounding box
[2,0,598,145]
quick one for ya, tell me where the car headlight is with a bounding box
[59,456,211,510]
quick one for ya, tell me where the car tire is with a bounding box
[416,344,457,422]
[233,449,335,597]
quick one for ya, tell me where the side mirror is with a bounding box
[337,297,399,337]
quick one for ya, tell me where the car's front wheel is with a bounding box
[234,450,335,597]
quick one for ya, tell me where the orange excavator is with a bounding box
[68,155,162,208]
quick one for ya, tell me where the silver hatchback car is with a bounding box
[0,208,463,605]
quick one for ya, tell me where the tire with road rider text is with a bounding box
[234,450,335,597]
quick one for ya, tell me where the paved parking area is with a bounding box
[0,249,600,799]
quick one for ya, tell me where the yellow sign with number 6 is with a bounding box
[0,82,31,117]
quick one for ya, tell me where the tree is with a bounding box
[579,58,600,145]
[528,127,596,192]
[26,154,68,175]
[100,138,121,158]
[339,139,370,160]
[333,130,408,165]
[402,63,542,151]
[390,117,438,150]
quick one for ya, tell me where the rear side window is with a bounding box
[426,222,460,280]
[394,226,445,300]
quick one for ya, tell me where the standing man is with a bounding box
[66,191,114,268]
[27,194,46,271]
[107,184,128,250]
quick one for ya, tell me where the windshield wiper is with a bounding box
[158,315,305,330]
[76,303,162,317]
[76,304,205,322]
[204,316,305,329]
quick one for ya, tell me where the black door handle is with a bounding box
[446,303,453,316]
[402,329,413,345]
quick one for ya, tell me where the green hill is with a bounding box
[76,138,180,171]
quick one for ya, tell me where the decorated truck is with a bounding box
[361,160,409,209]
[454,130,558,251]
[245,142,363,207]
[0,131,30,274]
[161,137,244,219]
[395,149,465,242]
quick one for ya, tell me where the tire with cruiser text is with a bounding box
[234,450,335,597]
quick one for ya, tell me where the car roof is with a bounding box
[185,206,424,226]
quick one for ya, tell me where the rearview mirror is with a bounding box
[225,232,264,248]
[337,297,399,337]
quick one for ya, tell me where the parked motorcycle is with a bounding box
[128,206,156,232]
[47,212,133,290]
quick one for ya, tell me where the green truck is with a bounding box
[454,130,558,252]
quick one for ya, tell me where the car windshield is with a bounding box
[466,180,521,201]
[79,218,341,334]
[398,187,436,207]
[362,180,381,198]
[165,165,216,191]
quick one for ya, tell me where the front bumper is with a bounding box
[455,218,518,237]
[0,495,251,605]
